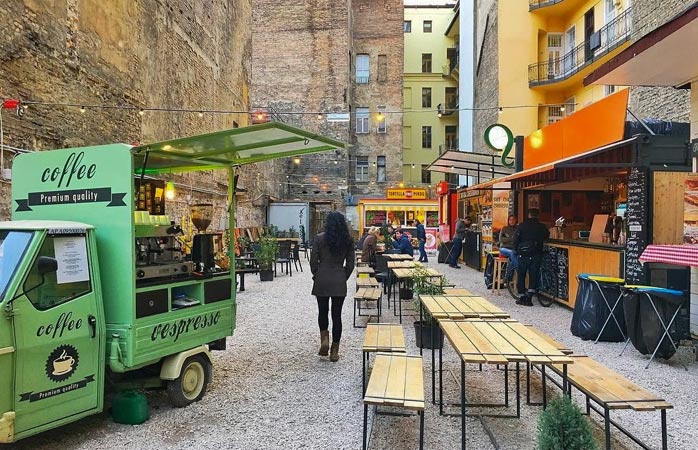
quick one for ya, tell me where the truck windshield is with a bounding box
[0,231,34,301]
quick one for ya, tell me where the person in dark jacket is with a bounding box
[361,226,380,266]
[448,217,469,268]
[392,230,414,255]
[310,212,355,361]
[513,209,549,306]
[415,219,428,262]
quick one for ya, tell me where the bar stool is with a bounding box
[492,255,508,295]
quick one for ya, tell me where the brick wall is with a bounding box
[0,0,258,230]
[472,0,498,152]
[627,0,694,123]
[250,0,351,209]
[350,0,404,198]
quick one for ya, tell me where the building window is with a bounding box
[356,54,369,84]
[423,20,432,33]
[422,88,432,108]
[422,126,432,148]
[445,125,458,151]
[356,156,369,182]
[421,53,432,73]
[421,165,431,184]
[377,55,387,83]
[547,105,564,124]
[377,156,386,182]
[604,85,616,96]
[377,106,387,133]
[445,87,458,111]
[356,107,369,134]
[403,20,411,33]
[564,97,576,116]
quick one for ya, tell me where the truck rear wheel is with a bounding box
[166,355,211,407]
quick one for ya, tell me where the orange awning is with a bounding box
[468,137,639,191]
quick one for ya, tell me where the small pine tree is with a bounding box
[538,396,598,450]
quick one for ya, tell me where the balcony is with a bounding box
[355,75,370,84]
[528,8,632,87]
[437,99,459,117]
[529,0,588,17]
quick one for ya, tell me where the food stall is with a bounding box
[358,191,439,252]
[0,122,345,442]
[468,90,692,308]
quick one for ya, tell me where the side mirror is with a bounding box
[38,256,58,275]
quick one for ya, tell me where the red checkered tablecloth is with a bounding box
[639,245,698,267]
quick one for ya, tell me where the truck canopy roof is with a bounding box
[131,122,346,174]
[0,220,94,231]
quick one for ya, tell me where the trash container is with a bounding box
[484,251,498,289]
[622,286,687,360]
[571,274,626,342]
[438,241,454,264]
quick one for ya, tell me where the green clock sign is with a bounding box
[484,123,514,168]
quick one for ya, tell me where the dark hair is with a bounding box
[324,211,353,254]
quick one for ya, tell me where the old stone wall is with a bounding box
[0,0,260,230]
[350,0,404,199]
[250,0,351,210]
[627,0,693,123]
[472,0,498,151]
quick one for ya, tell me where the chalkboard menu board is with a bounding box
[625,168,648,284]
[542,245,569,300]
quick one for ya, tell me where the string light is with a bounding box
[498,107,503,115]
[560,105,566,112]
[79,106,86,114]
[198,111,204,118]
[293,156,301,164]
[2,98,581,117]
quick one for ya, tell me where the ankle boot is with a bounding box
[318,331,329,356]
[330,342,340,362]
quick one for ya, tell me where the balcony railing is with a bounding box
[528,7,632,86]
[355,75,370,84]
[437,99,459,117]
[529,0,564,11]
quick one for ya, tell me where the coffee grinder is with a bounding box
[191,203,215,273]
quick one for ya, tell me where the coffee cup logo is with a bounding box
[45,345,79,383]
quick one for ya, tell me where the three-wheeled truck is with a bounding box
[0,123,344,442]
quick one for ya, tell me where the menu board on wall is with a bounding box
[625,168,648,284]
[365,210,386,226]
[426,211,439,227]
[543,245,569,300]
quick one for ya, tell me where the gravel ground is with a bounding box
[7,254,698,450]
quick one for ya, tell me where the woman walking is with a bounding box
[310,211,355,362]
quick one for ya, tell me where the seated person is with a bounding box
[498,214,518,280]
[361,226,380,266]
[392,230,413,255]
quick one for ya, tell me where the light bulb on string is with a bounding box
[79,106,86,114]
[498,107,503,115]
[198,111,204,118]
[317,113,323,120]
[293,156,301,165]
[138,109,145,116]
[165,181,176,200]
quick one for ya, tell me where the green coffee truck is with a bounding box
[0,123,344,442]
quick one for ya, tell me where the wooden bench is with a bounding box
[442,288,474,296]
[526,326,672,450]
[356,266,375,278]
[354,287,382,328]
[356,277,379,289]
[363,353,424,450]
[362,323,406,392]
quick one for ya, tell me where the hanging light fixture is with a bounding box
[293,156,301,165]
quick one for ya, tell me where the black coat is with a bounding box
[310,232,355,297]
[514,218,550,256]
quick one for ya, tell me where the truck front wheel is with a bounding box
[166,355,211,407]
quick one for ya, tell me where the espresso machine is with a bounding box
[191,203,216,273]
[135,225,193,280]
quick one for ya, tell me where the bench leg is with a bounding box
[239,272,245,292]
[504,364,509,408]
[362,352,366,394]
[516,362,521,418]
[419,411,425,450]
[661,409,667,450]
[541,365,547,409]
[354,300,357,328]
[604,407,611,450]
[363,403,369,450]
[439,343,444,416]
[461,360,466,450]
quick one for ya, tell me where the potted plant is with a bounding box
[254,233,278,281]
[537,396,598,450]
[411,264,448,349]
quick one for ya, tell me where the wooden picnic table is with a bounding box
[442,288,474,296]
[387,260,416,269]
[384,253,414,261]
[390,267,444,323]
[438,318,573,450]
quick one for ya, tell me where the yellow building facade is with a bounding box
[403,5,459,192]
[498,0,633,137]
